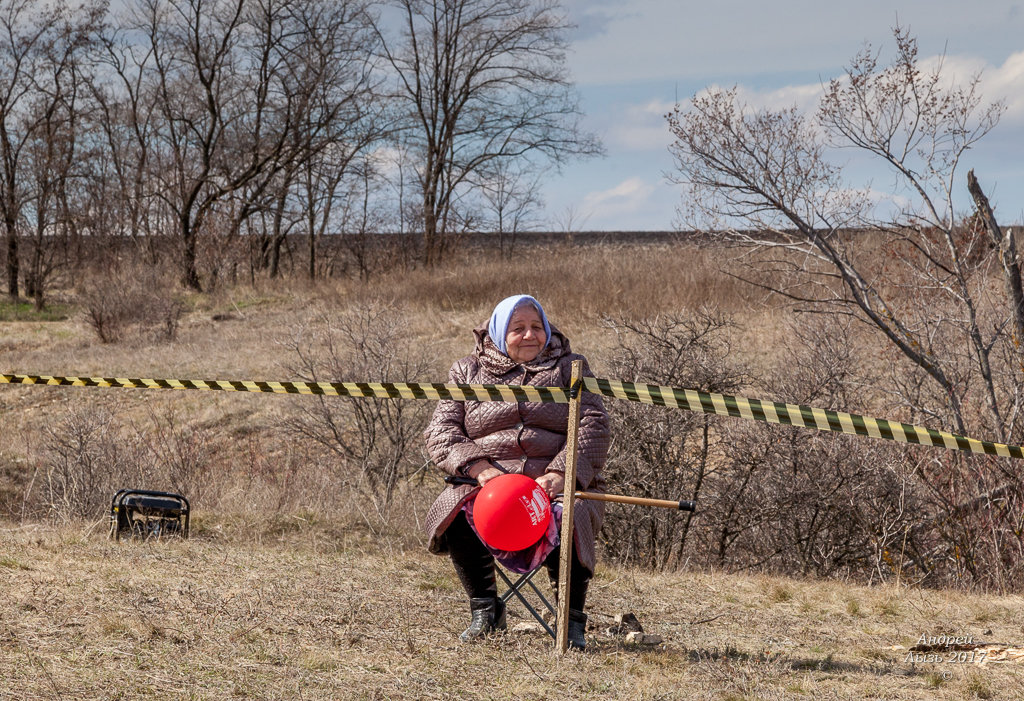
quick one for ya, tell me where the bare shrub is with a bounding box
[599,312,943,584]
[707,421,921,581]
[898,451,1024,591]
[41,405,145,521]
[600,309,747,569]
[77,265,187,343]
[685,318,931,582]
[129,409,216,508]
[282,305,433,525]
[39,403,213,523]
[715,317,1024,590]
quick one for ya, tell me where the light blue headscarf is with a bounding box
[487,295,551,356]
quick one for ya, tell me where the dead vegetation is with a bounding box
[2,522,1023,699]
[2,239,1024,697]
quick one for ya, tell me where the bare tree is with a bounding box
[93,23,165,263]
[104,0,374,290]
[373,0,600,264]
[668,26,1008,438]
[256,0,384,280]
[553,202,588,243]
[0,0,41,299]
[20,2,104,309]
[374,142,424,269]
[666,26,1024,588]
[0,0,103,300]
[478,159,542,257]
[148,0,294,290]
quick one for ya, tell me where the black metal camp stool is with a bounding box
[497,564,556,639]
[109,489,190,541]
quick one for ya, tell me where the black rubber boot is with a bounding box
[460,597,507,642]
[447,512,499,600]
[544,541,591,611]
[567,609,588,650]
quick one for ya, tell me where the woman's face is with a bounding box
[505,306,547,364]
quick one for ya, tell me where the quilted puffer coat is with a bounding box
[424,323,610,573]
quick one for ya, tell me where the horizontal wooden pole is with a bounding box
[575,491,696,511]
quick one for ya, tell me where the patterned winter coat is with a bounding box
[424,324,610,573]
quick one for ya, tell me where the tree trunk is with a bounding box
[308,229,316,280]
[967,169,1024,362]
[269,235,284,278]
[180,216,201,291]
[422,190,438,266]
[265,184,289,279]
[4,216,17,299]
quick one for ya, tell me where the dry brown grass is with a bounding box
[360,243,758,318]
[2,240,1023,697]
[2,521,1023,699]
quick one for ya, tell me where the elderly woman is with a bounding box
[424,294,609,649]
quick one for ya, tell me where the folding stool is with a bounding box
[497,563,556,639]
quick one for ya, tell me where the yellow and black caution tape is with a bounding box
[0,373,569,404]
[582,377,1024,460]
[3,372,1022,460]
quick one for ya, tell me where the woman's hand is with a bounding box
[466,460,503,486]
[535,472,564,500]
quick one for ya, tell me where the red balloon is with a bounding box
[472,473,551,551]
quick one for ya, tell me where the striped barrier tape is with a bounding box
[0,373,569,404]
[582,377,1024,460]
[2,372,1022,460]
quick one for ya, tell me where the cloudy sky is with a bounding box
[548,0,1024,230]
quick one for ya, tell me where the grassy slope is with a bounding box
[1,245,1023,699]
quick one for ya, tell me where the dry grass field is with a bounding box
[3,522,1023,700]
[2,240,1024,699]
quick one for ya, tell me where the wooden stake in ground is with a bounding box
[555,360,583,654]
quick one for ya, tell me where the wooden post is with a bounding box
[555,359,583,653]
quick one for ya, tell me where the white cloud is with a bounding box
[910,51,1024,124]
[981,50,1024,123]
[365,145,408,177]
[683,47,1024,126]
[580,177,659,222]
[607,99,675,150]
[693,81,825,116]
[554,4,1024,230]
